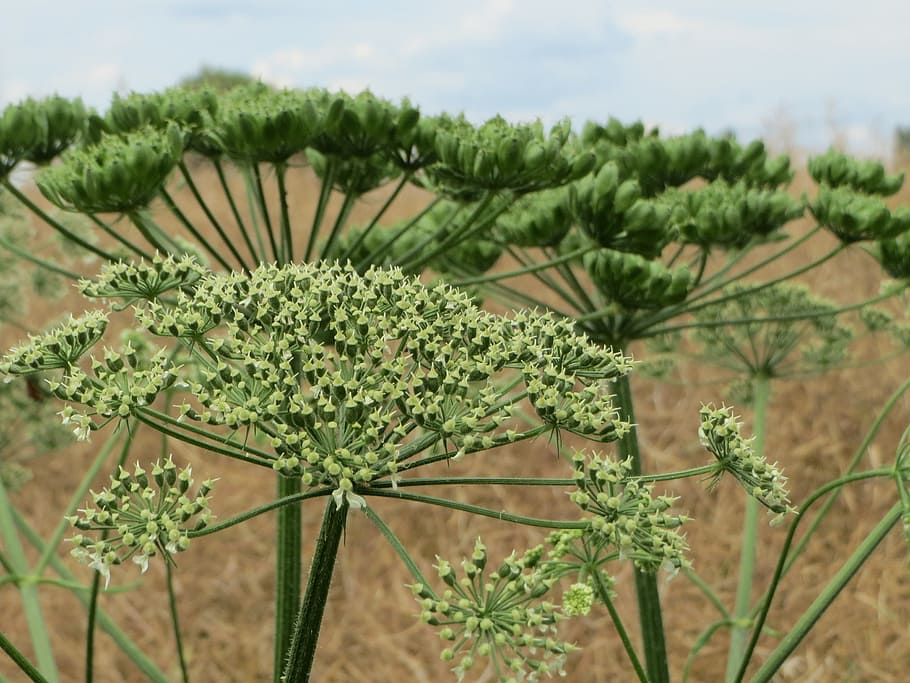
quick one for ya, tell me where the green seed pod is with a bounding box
[810,185,910,243]
[37,124,182,214]
[667,181,804,250]
[209,86,323,163]
[495,186,573,248]
[584,249,692,309]
[424,115,587,199]
[809,148,904,196]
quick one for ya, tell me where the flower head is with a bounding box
[67,455,214,585]
[699,404,792,515]
[413,538,578,682]
[569,451,689,573]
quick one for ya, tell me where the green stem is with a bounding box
[188,488,332,538]
[276,163,293,264]
[363,488,588,529]
[641,287,902,339]
[134,409,274,467]
[370,476,575,488]
[0,477,59,683]
[11,509,170,683]
[281,499,348,683]
[724,375,770,682]
[303,161,336,263]
[178,161,251,272]
[85,424,133,683]
[629,241,845,333]
[452,246,591,287]
[733,468,894,682]
[361,505,431,587]
[317,190,358,260]
[166,562,190,683]
[746,503,902,683]
[213,158,260,265]
[591,569,649,683]
[684,568,730,620]
[273,475,303,683]
[338,173,411,262]
[611,372,669,683]
[253,163,280,262]
[0,234,82,280]
[85,569,102,683]
[158,187,233,271]
[1,179,116,262]
[776,373,910,577]
[0,631,49,683]
[503,245,586,312]
[127,210,182,256]
[357,196,442,268]
[396,193,500,271]
[86,214,153,260]
[240,165,269,262]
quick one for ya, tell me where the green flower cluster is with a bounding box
[67,456,214,585]
[494,187,574,249]
[161,262,629,508]
[593,128,792,196]
[569,452,689,573]
[412,538,578,682]
[664,180,805,250]
[808,149,905,196]
[37,124,184,214]
[810,185,910,244]
[693,283,853,377]
[698,404,792,515]
[426,116,595,199]
[1,315,178,441]
[3,259,632,513]
[0,95,87,176]
[584,249,692,310]
[570,161,674,258]
[1,310,108,373]
[79,253,207,304]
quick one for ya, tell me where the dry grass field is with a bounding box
[2,159,910,682]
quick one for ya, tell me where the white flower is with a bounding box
[88,552,112,588]
[132,554,150,573]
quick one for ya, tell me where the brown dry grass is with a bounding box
[2,161,910,682]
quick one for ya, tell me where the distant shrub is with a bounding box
[177,65,262,93]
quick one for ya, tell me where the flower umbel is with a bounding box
[569,451,689,573]
[413,538,578,682]
[67,455,215,586]
[699,404,792,515]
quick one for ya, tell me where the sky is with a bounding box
[2,1,909,158]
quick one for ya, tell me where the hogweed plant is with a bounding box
[0,84,909,681]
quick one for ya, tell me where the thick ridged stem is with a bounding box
[273,476,303,682]
[724,375,770,681]
[612,372,669,683]
[280,499,347,683]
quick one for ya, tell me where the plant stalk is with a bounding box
[273,475,303,682]
[724,374,771,681]
[612,372,670,683]
[746,503,902,683]
[280,499,348,683]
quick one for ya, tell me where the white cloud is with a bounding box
[614,9,703,37]
[352,43,373,60]
[0,82,30,106]
[85,63,122,88]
